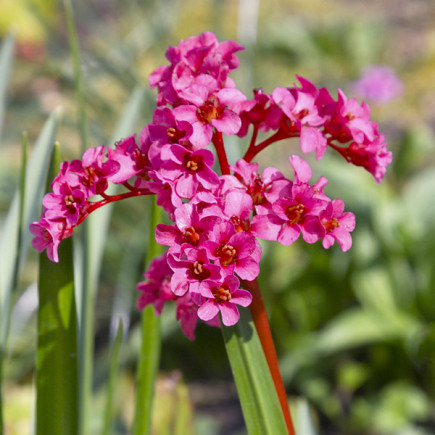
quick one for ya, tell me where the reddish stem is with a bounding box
[243,130,296,163]
[77,189,152,225]
[212,130,230,175]
[243,279,295,435]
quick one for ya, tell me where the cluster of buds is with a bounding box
[31,32,391,339]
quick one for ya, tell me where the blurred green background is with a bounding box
[1,0,435,434]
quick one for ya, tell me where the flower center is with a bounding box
[296,108,309,120]
[249,175,265,205]
[212,284,232,303]
[83,166,97,187]
[167,127,185,143]
[322,217,339,232]
[64,194,77,213]
[230,216,250,233]
[183,226,200,245]
[218,245,237,267]
[184,154,204,173]
[285,204,305,224]
[197,95,223,124]
[190,261,211,281]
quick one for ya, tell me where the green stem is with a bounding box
[243,279,295,434]
[132,197,162,435]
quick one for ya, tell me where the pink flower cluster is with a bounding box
[30,32,391,339]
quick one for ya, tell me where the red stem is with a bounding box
[77,189,152,225]
[243,130,296,163]
[212,129,295,432]
[243,279,295,435]
[212,130,230,175]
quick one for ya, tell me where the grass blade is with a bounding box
[0,110,60,346]
[0,33,14,144]
[36,144,78,435]
[222,307,288,434]
[102,320,124,435]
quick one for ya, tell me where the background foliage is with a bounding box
[1,0,435,434]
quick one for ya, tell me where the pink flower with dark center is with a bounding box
[107,135,154,186]
[155,203,220,254]
[158,144,220,199]
[320,199,356,252]
[70,146,120,196]
[173,86,246,148]
[43,182,86,226]
[167,248,222,296]
[229,159,288,212]
[204,222,261,281]
[273,83,327,159]
[197,275,252,326]
[148,107,193,147]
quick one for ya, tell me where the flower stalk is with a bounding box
[243,279,295,435]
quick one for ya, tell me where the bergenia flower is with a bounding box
[197,275,252,326]
[30,32,390,339]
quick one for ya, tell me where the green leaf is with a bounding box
[0,33,14,143]
[102,320,124,435]
[316,308,421,355]
[36,144,78,435]
[222,308,288,434]
[133,197,162,435]
[0,110,60,346]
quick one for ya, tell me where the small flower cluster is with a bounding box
[31,32,391,339]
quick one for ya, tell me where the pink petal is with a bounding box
[220,303,240,326]
[197,300,220,321]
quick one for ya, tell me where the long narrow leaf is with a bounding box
[102,320,124,435]
[222,307,288,434]
[36,144,78,435]
[133,197,162,435]
[62,3,91,433]
[0,34,14,144]
[0,110,60,346]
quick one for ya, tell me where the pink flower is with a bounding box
[158,144,220,199]
[155,203,219,254]
[336,134,392,183]
[175,293,199,341]
[204,221,261,281]
[173,87,246,148]
[148,107,193,147]
[70,146,120,196]
[197,275,252,326]
[320,199,355,252]
[29,217,73,263]
[136,252,176,315]
[272,79,327,159]
[352,66,403,105]
[168,248,222,296]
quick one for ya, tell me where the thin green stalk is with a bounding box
[63,0,88,153]
[102,320,124,435]
[0,131,27,431]
[133,197,162,435]
[62,2,92,434]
